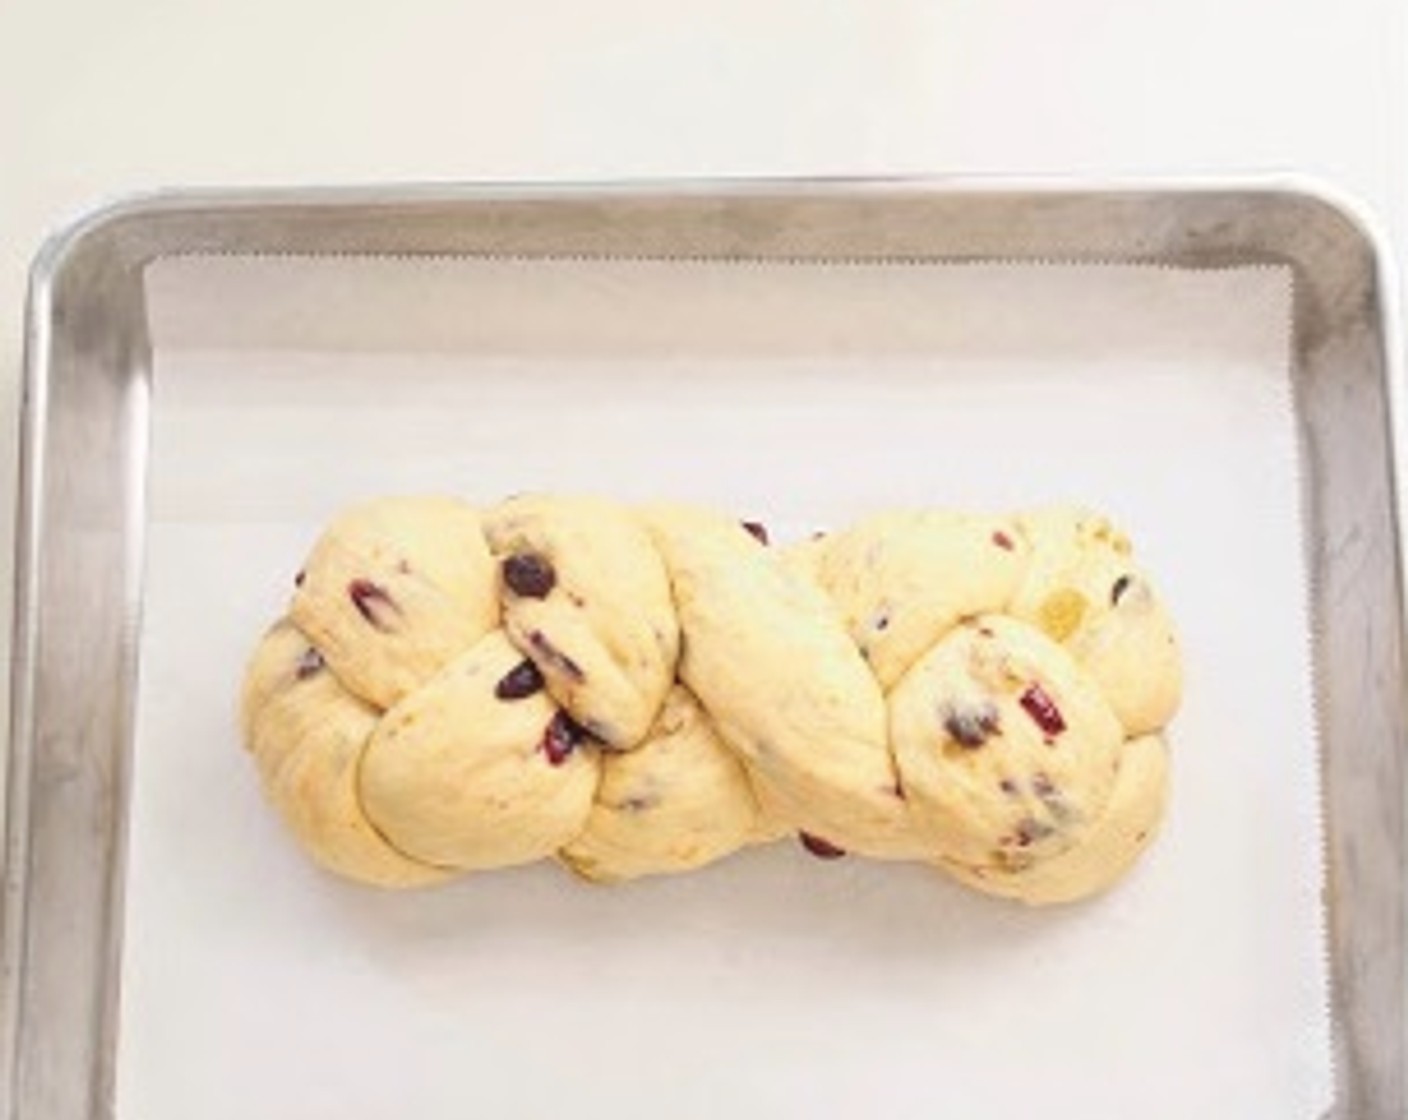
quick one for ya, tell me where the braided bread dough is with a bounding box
[241,496,1182,904]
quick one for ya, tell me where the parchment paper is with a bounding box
[119,257,1329,1119]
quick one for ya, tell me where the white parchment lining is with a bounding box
[120,257,1328,1120]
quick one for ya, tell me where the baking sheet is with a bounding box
[123,256,1329,1119]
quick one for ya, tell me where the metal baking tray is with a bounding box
[2,181,1403,1120]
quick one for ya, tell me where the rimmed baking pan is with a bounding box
[2,181,1402,1120]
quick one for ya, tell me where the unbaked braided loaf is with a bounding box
[240,496,1182,905]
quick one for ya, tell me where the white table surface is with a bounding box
[0,0,1403,735]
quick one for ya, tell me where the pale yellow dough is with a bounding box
[941,734,1170,904]
[644,504,920,860]
[792,510,1028,689]
[240,620,448,888]
[243,496,1182,905]
[1010,508,1182,736]
[888,614,1124,869]
[291,497,498,710]
[561,686,767,882]
[361,631,600,871]
[484,494,679,750]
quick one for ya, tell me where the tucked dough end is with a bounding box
[940,733,1170,905]
[241,620,449,888]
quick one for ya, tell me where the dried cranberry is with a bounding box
[1014,818,1056,847]
[1019,683,1066,736]
[742,520,770,545]
[348,579,398,631]
[799,833,847,860]
[944,701,1001,748]
[539,712,587,766]
[495,659,545,700]
[502,552,556,598]
[992,530,1015,551]
[295,647,324,679]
